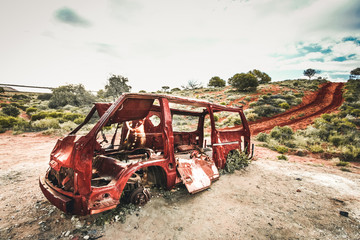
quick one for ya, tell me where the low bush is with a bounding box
[329,135,343,147]
[279,102,290,109]
[275,145,288,154]
[0,116,27,129]
[339,146,360,161]
[309,145,324,153]
[245,112,258,122]
[277,154,288,160]
[256,132,268,142]
[31,111,85,122]
[2,105,20,117]
[10,102,27,111]
[74,117,85,125]
[11,94,29,100]
[31,118,60,130]
[37,93,52,100]
[223,149,251,174]
[253,104,283,117]
[269,126,294,143]
[336,161,349,167]
[26,107,37,115]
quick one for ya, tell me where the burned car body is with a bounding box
[40,93,252,215]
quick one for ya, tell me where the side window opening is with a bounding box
[214,111,242,130]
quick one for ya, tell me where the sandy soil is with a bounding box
[0,132,359,240]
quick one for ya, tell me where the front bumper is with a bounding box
[39,176,74,213]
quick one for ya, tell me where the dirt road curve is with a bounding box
[250,82,344,135]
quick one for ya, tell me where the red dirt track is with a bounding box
[250,82,345,135]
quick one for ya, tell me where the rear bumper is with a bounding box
[39,176,74,213]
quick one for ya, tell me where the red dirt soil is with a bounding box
[250,82,344,135]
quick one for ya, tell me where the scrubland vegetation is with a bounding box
[256,79,360,163]
[0,74,359,164]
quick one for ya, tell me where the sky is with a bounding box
[0,0,359,93]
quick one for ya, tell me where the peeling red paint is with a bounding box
[39,93,251,215]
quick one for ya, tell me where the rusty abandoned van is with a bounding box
[39,93,252,215]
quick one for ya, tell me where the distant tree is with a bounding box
[248,69,271,84]
[48,84,95,108]
[0,87,4,94]
[208,76,226,87]
[2,105,20,117]
[37,93,52,100]
[182,80,202,90]
[350,67,360,79]
[162,86,170,92]
[303,68,320,80]
[96,89,105,99]
[104,74,132,100]
[171,87,181,92]
[139,90,147,93]
[228,73,259,92]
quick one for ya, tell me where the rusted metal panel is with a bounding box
[177,154,219,194]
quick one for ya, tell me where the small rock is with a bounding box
[64,231,70,237]
[83,235,90,240]
[339,211,349,217]
[295,178,302,181]
[296,189,301,192]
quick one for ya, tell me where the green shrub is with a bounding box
[269,126,294,142]
[228,73,259,92]
[336,161,349,167]
[329,135,343,147]
[249,102,257,108]
[321,113,334,122]
[31,118,60,130]
[31,112,49,121]
[277,154,288,160]
[2,105,20,117]
[256,132,268,142]
[60,121,77,132]
[309,145,324,153]
[253,105,283,117]
[11,94,29,100]
[213,115,219,122]
[275,145,288,154]
[340,167,351,172]
[10,103,26,111]
[340,146,360,161]
[284,141,296,148]
[26,107,37,115]
[245,112,258,122]
[279,102,290,109]
[351,109,360,117]
[0,116,24,129]
[223,150,251,174]
[13,119,31,132]
[37,93,52,100]
[48,84,95,108]
[244,96,252,102]
[74,117,85,125]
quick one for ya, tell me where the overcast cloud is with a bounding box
[0,0,359,92]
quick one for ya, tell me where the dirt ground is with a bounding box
[0,132,359,240]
